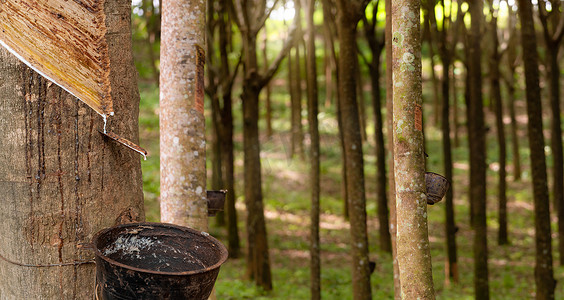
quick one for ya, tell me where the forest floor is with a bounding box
[137,82,564,299]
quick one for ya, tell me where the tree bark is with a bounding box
[452,64,460,148]
[219,0,240,258]
[362,2,391,254]
[517,0,556,298]
[160,0,208,231]
[263,27,273,138]
[0,1,144,297]
[305,1,321,298]
[335,0,372,298]
[503,11,521,181]
[489,14,508,246]
[386,0,400,297]
[468,1,489,298]
[431,0,459,284]
[548,45,564,265]
[356,65,368,142]
[538,0,564,265]
[391,0,435,298]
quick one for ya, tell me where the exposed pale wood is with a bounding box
[0,0,112,116]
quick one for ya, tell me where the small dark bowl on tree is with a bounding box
[207,190,227,216]
[425,172,450,205]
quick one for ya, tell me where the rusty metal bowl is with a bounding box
[425,172,450,205]
[93,222,228,300]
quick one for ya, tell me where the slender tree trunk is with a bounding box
[546,46,564,265]
[490,15,508,245]
[305,1,320,298]
[217,0,240,257]
[391,0,435,298]
[142,0,160,85]
[370,59,392,254]
[452,62,459,148]
[291,45,304,159]
[440,55,458,283]
[364,15,391,253]
[335,2,371,297]
[423,10,441,128]
[221,90,240,258]
[207,0,225,226]
[517,0,556,297]
[386,0,400,297]
[323,23,334,108]
[263,27,273,138]
[0,2,144,297]
[320,0,348,219]
[462,26,475,226]
[506,80,521,181]
[357,66,368,142]
[468,1,489,298]
[242,38,272,290]
[504,9,521,181]
[211,94,225,226]
[160,0,208,231]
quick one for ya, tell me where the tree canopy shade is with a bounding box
[0,0,113,116]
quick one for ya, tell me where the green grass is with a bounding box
[138,80,564,299]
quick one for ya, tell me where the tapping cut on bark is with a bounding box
[0,0,113,116]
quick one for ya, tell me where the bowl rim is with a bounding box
[92,222,228,276]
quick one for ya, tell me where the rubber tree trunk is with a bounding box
[517,0,556,298]
[305,1,321,298]
[489,15,508,246]
[290,2,304,159]
[335,0,372,297]
[0,2,144,297]
[440,55,458,284]
[263,28,273,138]
[231,0,296,289]
[539,14,564,263]
[391,0,435,298]
[363,6,391,254]
[386,0,400,297]
[547,45,564,266]
[434,0,458,283]
[218,0,240,258]
[468,1,489,298]
[160,0,208,231]
[504,9,521,181]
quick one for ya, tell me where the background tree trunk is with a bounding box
[503,12,521,182]
[160,0,208,231]
[488,13,508,246]
[335,0,372,297]
[305,1,321,298]
[517,0,556,297]
[468,1,489,298]
[538,0,564,266]
[230,0,297,289]
[391,0,435,298]
[386,0,400,297]
[362,1,391,254]
[0,2,144,297]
